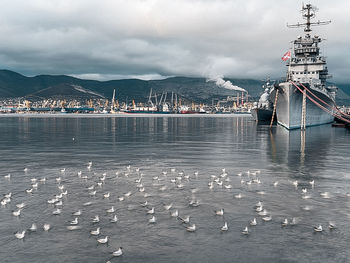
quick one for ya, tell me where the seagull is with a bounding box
[164,203,173,210]
[329,222,336,230]
[16,203,25,209]
[111,215,118,223]
[40,178,46,183]
[4,174,11,179]
[13,209,21,217]
[90,227,100,236]
[314,225,323,232]
[15,230,26,239]
[302,188,307,194]
[70,217,79,225]
[262,216,272,222]
[97,236,108,244]
[309,180,315,187]
[250,218,257,226]
[147,207,155,214]
[234,193,243,199]
[221,222,228,231]
[186,224,196,232]
[224,185,232,189]
[282,218,288,226]
[242,226,249,235]
[112,247,123,257]
[60,168,66,173]
[67,225,82,231]
[24,168,28,172]
[290,217,297,225]
[26,188,33,194]
[141,201,148,207]
[189,199,200,207]
[149,216,156,224]
[92,215,100,223]
[124,191,132,197]
[88,185,95,190]
[29,223,37,232]
[273,181,279,187]
[215,209,224,216]
[255,201,263,207]
[43,224,51,231]
[258,209,268,216]
[171,210,179,217]
[178,216,190,224]
[320,192,330,198]
[292,180,298,188]
[256,206,263,212]
[89,191,97,196]
[107,206,115,213]
[118,196,125,202]
[52,208,62,215]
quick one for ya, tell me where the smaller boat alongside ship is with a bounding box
[251,79,276,124]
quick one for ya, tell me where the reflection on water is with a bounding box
[0,115,350,263]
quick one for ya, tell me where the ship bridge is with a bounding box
[286,4,331,86]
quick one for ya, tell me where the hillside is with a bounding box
[0,70,349,105]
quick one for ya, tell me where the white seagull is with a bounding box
[43,224,51,231]
[112,247,123,257]
[221,222,228,231]
[29,223,37,232]
[90,227,100,236]
[215,209,224,216]
[97,236,108,244]
[186,224,196,232]
[242,226,249,235]
[250,218,257,226]
[15,230,26,239]
[314,225,323,232]
[149,216,157,224]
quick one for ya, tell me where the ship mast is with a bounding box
[287,4,331,34]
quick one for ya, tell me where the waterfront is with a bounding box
[1,115,350,263]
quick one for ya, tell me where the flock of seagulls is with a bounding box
[1,163,344,262]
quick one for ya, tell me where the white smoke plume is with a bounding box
[207,76,247,93]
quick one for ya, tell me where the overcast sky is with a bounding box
[0,0,349,82]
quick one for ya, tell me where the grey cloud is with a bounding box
[0,0,349,82]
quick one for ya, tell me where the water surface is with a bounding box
[0,115,349,263]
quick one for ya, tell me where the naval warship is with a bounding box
[258,4,337,129]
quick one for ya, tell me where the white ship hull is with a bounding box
[271,82,335,129]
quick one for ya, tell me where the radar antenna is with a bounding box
[287,4,331,33]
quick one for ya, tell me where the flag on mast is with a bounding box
[281,50,291,61]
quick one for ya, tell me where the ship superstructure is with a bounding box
[270,4,337,129]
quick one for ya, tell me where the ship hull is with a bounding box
[251,108,275,124]
[271,82,335,129]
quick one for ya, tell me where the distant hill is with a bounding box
[0,69,349,105]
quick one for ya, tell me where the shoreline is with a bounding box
[0,113,252,118]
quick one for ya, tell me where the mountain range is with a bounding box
[0,69,349,105]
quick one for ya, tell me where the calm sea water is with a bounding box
[0,114,350,263]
